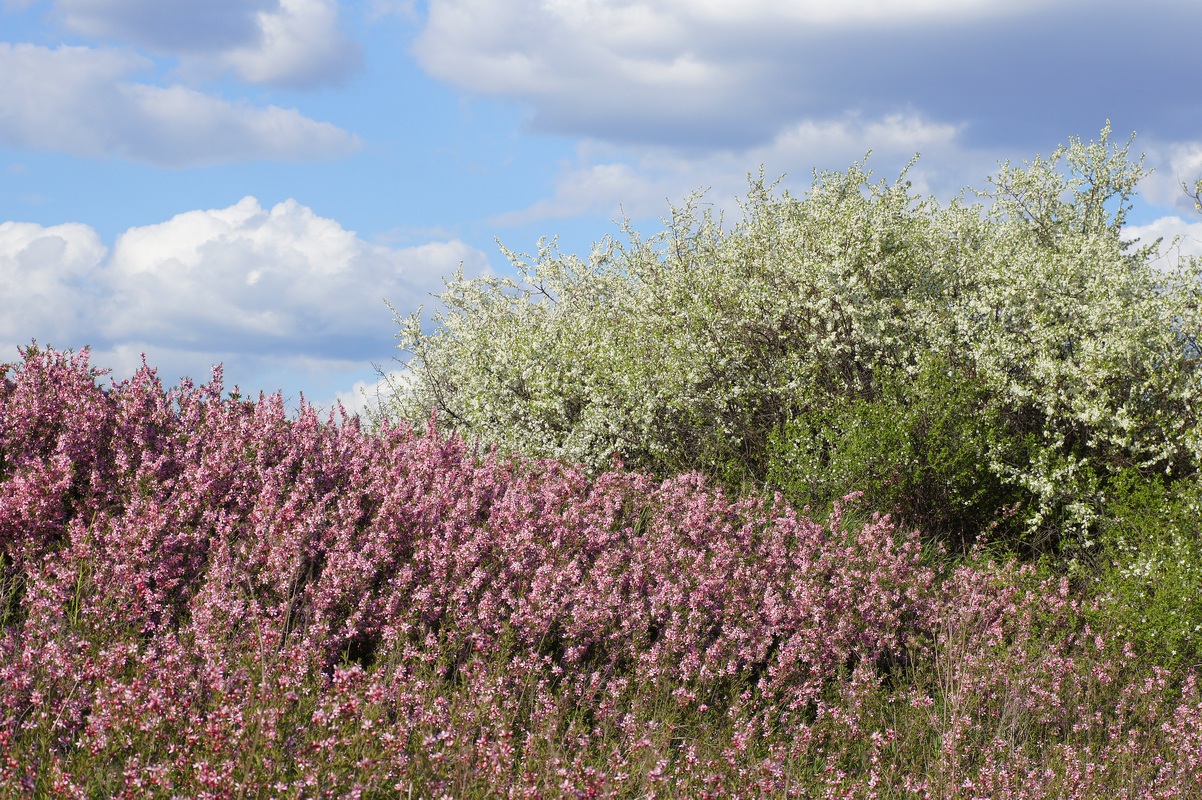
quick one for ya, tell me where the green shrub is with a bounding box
[766,351,1027,547]
[1088,470,1202,671]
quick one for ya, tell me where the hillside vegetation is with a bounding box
[3,128,1202,797]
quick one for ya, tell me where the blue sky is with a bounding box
[2,0,1200,416]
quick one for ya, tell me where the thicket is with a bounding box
[5,127,1202,796]
[4,346,1202,797]
[386,126,1202,555]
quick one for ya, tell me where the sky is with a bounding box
[2,0,1200,417]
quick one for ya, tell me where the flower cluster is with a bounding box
[2,346,1200,797]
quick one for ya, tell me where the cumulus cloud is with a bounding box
[0,198,489,402]
[0,220,107,347]
[53,0,361,88]
[413,0,1016,143]
[413,0,1201,153]
[1125,216,1202,272]
[492,112,981,227]
[102,196,488,354]
[215,0,362,89]
[1137,139,1202,214]
[0,44,360,164]
[415,0,766,147]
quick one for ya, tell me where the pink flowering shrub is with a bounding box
[2,345,1200,798]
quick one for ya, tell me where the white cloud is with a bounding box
[493,112,982,227]
[413,0,1049,149]
[314,368,409,420]
[54,0,273,51]
[412,0,1201,173]
[1138,140,1202,214]
[0,198,489,402]
[414,0,752,143]
[54,0,361,88]
[102,196,488,352]
[1124,216,1202,272]
[0,220,107,346]
[489,161,659,226]
[656,0,1036,25]
[218,0,362,89]
[0,44,360,164]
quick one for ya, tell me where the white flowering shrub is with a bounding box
[388,163,971,476]
[384,127,1202,550]
[957,127,1202,543]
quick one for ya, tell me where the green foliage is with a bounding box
[1088,471,1202,671]
[383,126,1202,553]
[767,351,1026,545]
